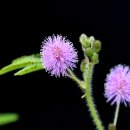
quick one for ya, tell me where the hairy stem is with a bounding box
[67,69,85,90]
[84,63,104,130]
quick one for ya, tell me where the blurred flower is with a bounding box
[41,35,78,77]
[104,65,130,106]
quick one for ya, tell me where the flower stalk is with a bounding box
[67,68,85,90]
[113,103,120,126]
[84,63,104,130]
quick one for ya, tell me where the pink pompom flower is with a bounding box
[41,35,78,77]
[104,65,130,106]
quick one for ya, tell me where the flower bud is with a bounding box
[108,123,116,130]
[85,48,94,58]
[79,34,91,48]
[80,59,86,72]
[91,53,99,64]
[89,36,95,45]
[92,40,101,53]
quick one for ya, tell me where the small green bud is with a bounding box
[91,53,99,64]
[92,40,101,53]
[108,123,116,130]
[85,48,94,58]
[80,59,86,72]
[89,36,95,45]
[79,34,91,48]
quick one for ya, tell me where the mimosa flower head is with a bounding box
[105,65,130,106]
[41,35,78,77]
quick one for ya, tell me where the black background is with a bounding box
[0,0,130,130]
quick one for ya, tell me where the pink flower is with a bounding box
[41,35,78,77]
[104,65,130,106]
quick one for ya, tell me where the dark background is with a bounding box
[0,0,130,130]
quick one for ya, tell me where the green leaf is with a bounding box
[12,54,41,64]
[14,62,43,76]
[0,54,43,75]
[0,63,31,75]
[0,113,19,126]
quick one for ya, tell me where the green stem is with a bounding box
[67,69,85,90]
[113,103,120,126]
[84,63,104,130]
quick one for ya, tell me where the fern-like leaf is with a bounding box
[14,62,43,76]
[0,54,43,75]
[12,54,41,64]
[0,62,32,75]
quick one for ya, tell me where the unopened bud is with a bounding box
[91,53,99,64]
[79,34,91,48]
[89,36,95,45]
[108,123,116,130]
[85,48,94,58]
[92,40,101,53]
[80,59,86,72]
